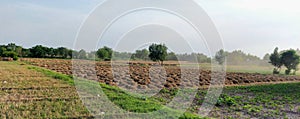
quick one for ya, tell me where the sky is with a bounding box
[0,0,300,58]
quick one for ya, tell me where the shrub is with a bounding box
[285,69,291,75]
[2,51,18,61]
[273,68,280,74]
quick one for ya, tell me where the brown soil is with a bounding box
[21,58,300,90]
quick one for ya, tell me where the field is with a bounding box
[1,58,300,118]
[0,61,205,118]
[21,58,300,88]
[0,62,91,118]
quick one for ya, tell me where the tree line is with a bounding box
[215,48,300,75]
[214,49,269,66]
[0,43,86,60]
[0,43,211,63]
[1,43,299,74]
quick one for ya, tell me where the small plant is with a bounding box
[243,105,262,113]
[216,94,236,107]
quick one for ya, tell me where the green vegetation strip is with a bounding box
[27,66,75,85]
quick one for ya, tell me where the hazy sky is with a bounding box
[0,0,299,58]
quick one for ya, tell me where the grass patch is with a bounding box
[99,83,162,113]
[27,66,74,85]
[100,83,202,118]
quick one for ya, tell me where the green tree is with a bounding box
[280,50,300,75]
[0,45,6,56]
[2,51,18,60]
[68,50,74,59]
[21,48,30,57]
[46,47,55,58]
[215,49,226,65]
[148,44,168,65]
[29,45,47,58]
[195,53,211,63]
[134,49,149,60]
[269,47,283,74]
[6,43,16,51]
[166,52,177,61]
[57,47,70,58]
[15,46,23,57]
[97,46,113,61]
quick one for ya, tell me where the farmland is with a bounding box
[21,58,300,88]
[0,61,91,118]
[0,58,300,118]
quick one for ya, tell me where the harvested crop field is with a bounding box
[0,62,91,118]
[21,58,300,89]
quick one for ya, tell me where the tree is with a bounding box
[166,52,177,61]
[14,46,23,57]
[68,50,74,59]
[87,51,97,59]
[2,51,18,60]
[96,46,113,61]
[0,45,6,56]
[196,53,211,63]
[29,45,48,58]
[6,43,17,51]
[134,49,149,60]
[77,49,87,59]
[21,48,30,57]
[148,44,168,65]
[46,47,55,58]
[57,47,69,58]
[269,47,283,74]
[280,50,300,75]
[263,53,270,61]
[215,49,226,65]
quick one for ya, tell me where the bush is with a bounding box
[285,69,291,75]
[273,68,280,74]
[2,51,18,61]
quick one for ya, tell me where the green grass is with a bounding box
[99,83,162,113]
[27,66,75,85]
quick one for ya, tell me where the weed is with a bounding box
[216,94,236,107]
